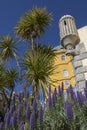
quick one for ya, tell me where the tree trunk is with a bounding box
[14,53,26,97]
[31,37,34,51]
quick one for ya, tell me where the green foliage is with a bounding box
[43,86,87,130]
[43,96,70,130]
[23,44,57,97]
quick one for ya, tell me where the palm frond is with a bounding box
[22,44,57,97]
[15,7,52,40]
[5,68,18,90]
[0,35,18,61]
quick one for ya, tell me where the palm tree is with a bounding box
[4,68,18,107]
[0,35,17,61]
[23,44,57,98]
[0,64,18,108]
[15,7,52,50]
[15,7,55,98]
[0,35,24,90]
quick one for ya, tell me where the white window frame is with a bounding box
[63,69,69,76]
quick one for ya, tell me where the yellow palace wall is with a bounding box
[50,48,76,91]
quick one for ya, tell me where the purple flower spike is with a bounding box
[24,99,27,107]
[18,92,21,102]
[11,111,17,127]
[58,85,62,96]
[69,85,73,92]
[26,90,29,98]
[48,86,51,94]
[61,82,64,93]
[77,91,84,105]
[84,88,87,99]
[69,85,75,99]
[20,125,24,130]
[33,98,37,110]
[38,106,43,123]
[20,121,23,127]
[52,93,55,106]
[54,88,57,96]
[38,93,40,100]
[64,101,73,122]
[17,104,23,121]
[0,122,3,130]
[21,91,24,98]
[30,111,35,130]
[26,104,30,120]
[20,121,24,130]
[10,105,15,114]
[5,112,10,128]
[48,93,52,107]
[66,85,73,97]
[4,113,7,122]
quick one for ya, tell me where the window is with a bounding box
[64,20,67,25]
[64,80,70,86]
[61,55,66,61]
[63,69,69,76]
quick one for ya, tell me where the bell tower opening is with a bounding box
[64,20,67,25]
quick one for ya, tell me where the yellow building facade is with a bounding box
[51,46,76,91]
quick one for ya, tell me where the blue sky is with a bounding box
[0,0,87,47]
[0,0,87,92]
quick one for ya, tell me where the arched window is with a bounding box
[63,69,69,76]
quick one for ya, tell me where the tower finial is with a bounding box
[59,15,80,50]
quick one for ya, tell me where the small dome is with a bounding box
[59,15,75,23]
[59,15,80,49]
